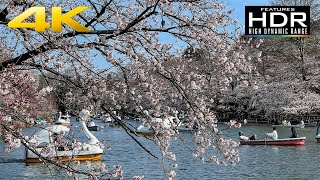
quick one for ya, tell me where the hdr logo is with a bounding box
[245,6,310,38]
[8,6,90,32]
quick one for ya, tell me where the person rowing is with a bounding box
[265,127,278,140]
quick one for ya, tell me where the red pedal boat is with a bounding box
[240,137,306,146]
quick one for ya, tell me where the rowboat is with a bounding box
[240,137,306,146]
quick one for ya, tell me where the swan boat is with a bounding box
[25,109,104,163]
[240,137,306,146]
[175,119,197,132]
[87,121,99,131]
[136,122,154,136]
[136,115,180,136]
[101,114,112,123]
[55,112,71,126]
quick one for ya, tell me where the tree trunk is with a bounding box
[299,38,307,81]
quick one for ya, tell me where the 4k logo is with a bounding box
[8,6,90,32]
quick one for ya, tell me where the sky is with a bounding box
[226,0,270,25]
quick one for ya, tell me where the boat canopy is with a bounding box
[33,125,70,143]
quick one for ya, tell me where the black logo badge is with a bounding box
[245,6,310,37]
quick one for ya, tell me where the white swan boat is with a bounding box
[175,119,197,132]
[136,115,180,136]
[25,109,104,163]
[55,112,71,126]
[136,122,154,136]
[101,114,112,123]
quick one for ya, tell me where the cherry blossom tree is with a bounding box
[0,66,55,137]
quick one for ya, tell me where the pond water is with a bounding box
[0,119,319,179]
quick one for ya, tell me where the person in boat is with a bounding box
[239,132,257,140]
[282,120,287,125]
[265,127,278,140]
[290,127,298,138]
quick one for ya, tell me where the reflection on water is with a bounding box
[0,120,320,179]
